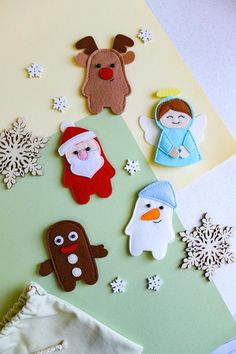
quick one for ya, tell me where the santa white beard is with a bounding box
[66,149,104,178]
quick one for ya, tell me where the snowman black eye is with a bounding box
[68,231,78,241]
[146,203,151,208]
[73,151,79,155]
[159,205,164,210]
[54,235,64,246]
[85,147,91,151]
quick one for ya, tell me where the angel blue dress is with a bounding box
[154,97,202,167]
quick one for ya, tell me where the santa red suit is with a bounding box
[58,122,115,204]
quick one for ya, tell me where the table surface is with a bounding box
[0,1,236,354]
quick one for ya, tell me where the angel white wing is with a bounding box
[190,113,207,145]
[139,115,160,146]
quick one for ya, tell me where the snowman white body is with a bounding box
[125,197,175,260]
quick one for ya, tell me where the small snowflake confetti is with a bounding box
[110,277,127,293]
[52,96,69,112]
[26,63,43,78]
[0,118,48,189]
[147,274,163,292]
[124,159,141,176]
[179,213,235,280]
[137,29,153,43]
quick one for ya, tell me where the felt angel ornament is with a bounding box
[140,96,207,167]
[125,180,177,260]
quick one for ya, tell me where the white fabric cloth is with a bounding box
[0,282,143,354]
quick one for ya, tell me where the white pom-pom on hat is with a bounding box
[60,121,76,133]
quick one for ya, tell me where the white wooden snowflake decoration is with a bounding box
[52,96,69,112]
[137,29,153,43]
[110,277,127,293]
[124,159,141,176]
[26,63,43,78]
[0,118,48,189]
[147,274,163,292]
[179,213,235,280]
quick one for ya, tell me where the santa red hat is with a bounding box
[58,122,96,156]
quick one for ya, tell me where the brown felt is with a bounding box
[157,98,193,120]
[90,244,108,258]
[75,34,135,115]
[81,49,134,114]
[123,51,135,65]
[75,36,98,55]
[75,52,88,67]
[40,220,108,292]
[39,259,54,276]
[112,34,134,53]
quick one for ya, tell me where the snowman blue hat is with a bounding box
[139,180,177,209]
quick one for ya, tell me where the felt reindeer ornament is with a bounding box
[75,34,135,115]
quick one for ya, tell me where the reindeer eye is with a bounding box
[96,64,101,68]
[110,63,115,68]
[73,151,79,155]
[85,147,91,151]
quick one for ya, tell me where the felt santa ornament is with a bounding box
[58,122,115,204]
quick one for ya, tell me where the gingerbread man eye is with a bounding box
[68,231,79,241]
[54,235,64,246]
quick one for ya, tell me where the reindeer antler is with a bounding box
[75,36,98,55]
[112,34,134,53]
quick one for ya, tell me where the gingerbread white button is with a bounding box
[68,253,78,264]
[72,267,82,277]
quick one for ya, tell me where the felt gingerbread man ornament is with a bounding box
[39,220,108,292]
[58,122,115,204]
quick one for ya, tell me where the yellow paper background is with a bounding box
[0,0,235,191]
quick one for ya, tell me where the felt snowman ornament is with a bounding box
[125,180,177,260]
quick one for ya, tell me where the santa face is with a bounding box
[125,197,175,260]
[65,138,104,178]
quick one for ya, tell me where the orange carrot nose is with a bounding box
[141,208,160,221]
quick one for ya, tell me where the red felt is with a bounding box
[99,67,113,80]
[61,244,78,254]
[60,127,115,205]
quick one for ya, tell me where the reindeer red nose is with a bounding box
[99,67,113,80]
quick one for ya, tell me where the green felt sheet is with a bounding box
[0,110,235,354]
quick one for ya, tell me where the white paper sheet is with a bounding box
[177,155,236,317]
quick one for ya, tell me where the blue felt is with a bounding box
[154,96,202,167]
[138,180,177,209]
